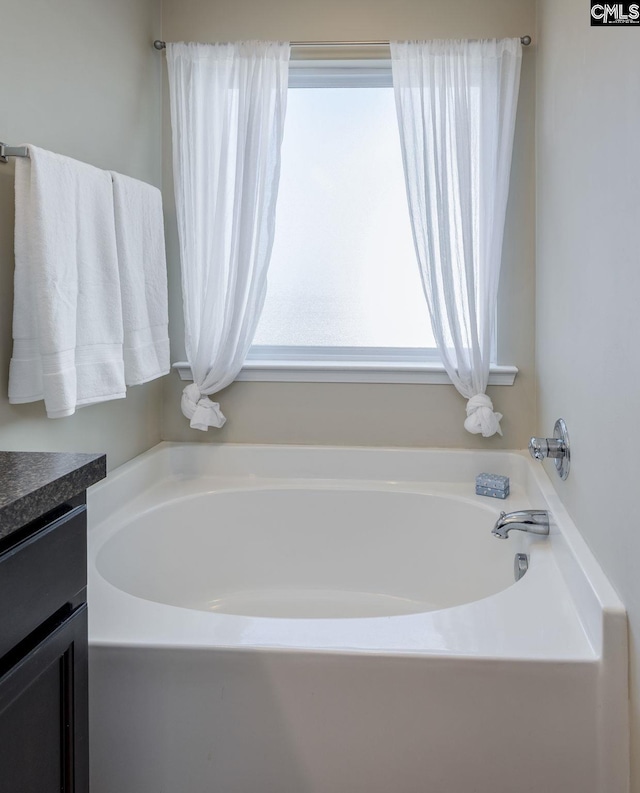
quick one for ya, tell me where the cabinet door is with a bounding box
[0,605,88,793]
[0,504,87,660]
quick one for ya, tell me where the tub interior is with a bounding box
[96,488,522,618]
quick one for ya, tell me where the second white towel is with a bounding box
[111,171,170,386]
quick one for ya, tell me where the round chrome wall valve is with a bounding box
[528,418,570,480]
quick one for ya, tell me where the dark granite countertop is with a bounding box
[0,451,107,541]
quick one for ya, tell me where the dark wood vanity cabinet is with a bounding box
[0,504,88,793]
[0,452,105,793]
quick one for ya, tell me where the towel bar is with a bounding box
[0,143,29,164]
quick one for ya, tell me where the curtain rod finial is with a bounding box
[153,40,166,50]
[520,35,531,46]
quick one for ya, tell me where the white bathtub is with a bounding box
[87,443,628,793]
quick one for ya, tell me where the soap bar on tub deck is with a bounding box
[475,473,510,499]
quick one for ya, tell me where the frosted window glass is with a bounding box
[252,87,436,349]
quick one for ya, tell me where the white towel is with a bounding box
[110,171,170,385]
[9,146,126,417]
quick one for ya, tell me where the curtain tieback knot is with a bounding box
[464,393,503,438]
[181,383,227,431]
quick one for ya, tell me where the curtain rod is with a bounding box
[153,36,532,50]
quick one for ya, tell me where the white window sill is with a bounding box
[172,360,518,386]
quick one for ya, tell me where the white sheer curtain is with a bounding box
[391,39,522,437]
[167,41,289,430]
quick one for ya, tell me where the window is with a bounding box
[253,60,434,348]
[240,59,516,386]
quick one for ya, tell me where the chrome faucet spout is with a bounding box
[492,510,550,540]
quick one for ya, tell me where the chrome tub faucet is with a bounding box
[492,510,550,539]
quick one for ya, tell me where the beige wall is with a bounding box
[536,1,640,789]
[0,0,164,470]
[160,0,536,448]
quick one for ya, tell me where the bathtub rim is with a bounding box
[86,442,625,661]
[88,441,625,623]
